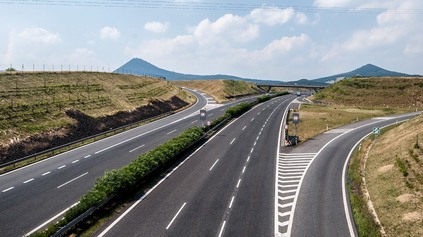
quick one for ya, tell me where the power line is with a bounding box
[1,0,423,14]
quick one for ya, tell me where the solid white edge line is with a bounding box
[209,159,219,171]
[57,172,88,189]
[24,202,79,236]
[341,120,408,237]
[166,202,187,230]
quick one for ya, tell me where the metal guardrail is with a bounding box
[0,112,173,169]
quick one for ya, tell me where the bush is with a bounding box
[33,126,204,236]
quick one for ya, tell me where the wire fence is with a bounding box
[0,64,114,73]
[0,64,167,80]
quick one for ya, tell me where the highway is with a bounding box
[276,113,420,237]
[96,95,297,236]
[0,88,258,237]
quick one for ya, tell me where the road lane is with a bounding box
[0,89,259,236]
[285,113,420,237]
[97,95,296,237]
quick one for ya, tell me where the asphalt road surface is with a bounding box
[96,95,297,237]
[0,88,258,237]
[276,112,420,237]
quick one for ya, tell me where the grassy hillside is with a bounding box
[365,114,423,236]
[313,77,423,108]
[172,80,261,103]
[0,72,192,144]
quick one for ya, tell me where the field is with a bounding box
[0,72,191,145]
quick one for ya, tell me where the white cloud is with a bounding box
[260,34,311,58]
[3,27,62,64]
[250,7,295,25]
[100,26,120,41]
[343,26,405,51]
[144,21,169,33]
[17,27,61,44]
[193,14,259,45]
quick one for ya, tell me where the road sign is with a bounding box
[372,127,380,134]
[200,109,207,121]
[293,113,300,125]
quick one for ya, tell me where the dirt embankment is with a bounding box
[0,96,188,164]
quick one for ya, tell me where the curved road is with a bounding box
[0,88,257,237]
[277,113,420,237]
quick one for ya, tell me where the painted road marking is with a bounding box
[324,128,354,134]
[167,129,177,135]
[129,144,145,153]
[242,126,247,131]
[57,172,88,189]
[42,171,51,176]
[230,138,236,145]
[210,159,219,171]
[276,153,317,236]
[166,202,186,230]
[2,187,14,193]
[58,165,66,170]
[84,155,91,159]
[23,178,34,184]
[72,160,79,164]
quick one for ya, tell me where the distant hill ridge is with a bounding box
[114,58,418,84]
[114,58,247,81]
[312,64,415,84]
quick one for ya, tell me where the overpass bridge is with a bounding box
[256,83,328,93]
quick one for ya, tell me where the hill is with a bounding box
[313,77,423,108]
[0,72,193,161]
[114,58,248,81]
[312,64,414,84]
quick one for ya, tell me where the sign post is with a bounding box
[199,109,207,127]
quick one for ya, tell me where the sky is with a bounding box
[0,0,422,81]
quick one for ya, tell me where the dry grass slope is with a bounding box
[366,114,423,237]
[314,77,423,108]
[0,72,191,144]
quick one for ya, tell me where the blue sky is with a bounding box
[1,0,422,81]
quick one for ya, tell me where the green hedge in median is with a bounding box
[33,91,290,236]
[32,126,204,237]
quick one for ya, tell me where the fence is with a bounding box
[0,64,167,80]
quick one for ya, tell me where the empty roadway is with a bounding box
[97,95,297,237]
[0,88,257,236]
